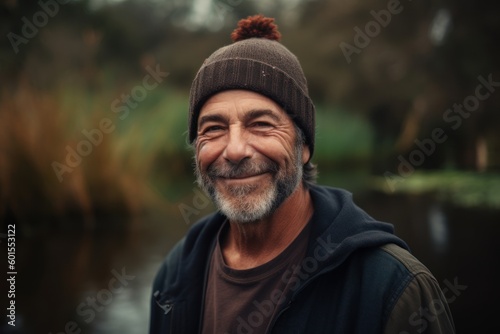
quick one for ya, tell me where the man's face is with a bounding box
[194,90,310,223]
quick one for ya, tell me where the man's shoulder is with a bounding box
[343,244,436,323]
[355,244,442,317]
[375,245,456,333]
[379,243,433,278]
[354,243,431,285]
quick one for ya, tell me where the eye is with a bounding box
[202,125,224,134]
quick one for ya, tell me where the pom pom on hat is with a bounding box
[230,14,281,42]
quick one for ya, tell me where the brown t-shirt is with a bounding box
[201,221,311,334]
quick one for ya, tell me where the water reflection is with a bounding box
[427,204,449,254]
[4,217,187,334]
[357,192,500,334]
[93,285,149,334]
[4,193,500,334]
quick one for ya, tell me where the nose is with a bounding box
[222,125,252,164]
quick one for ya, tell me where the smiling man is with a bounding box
[150,15,455,334]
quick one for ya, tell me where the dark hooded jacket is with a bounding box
[150,185,455,333]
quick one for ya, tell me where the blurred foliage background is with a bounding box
[1,0,500,227]
[1,0,500,333]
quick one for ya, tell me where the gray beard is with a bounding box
[195,145,303,224]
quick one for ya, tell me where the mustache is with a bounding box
[207,158,279,179]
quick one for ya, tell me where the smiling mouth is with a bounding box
[220,172,269,181]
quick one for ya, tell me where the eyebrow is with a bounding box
[244,109,282,123]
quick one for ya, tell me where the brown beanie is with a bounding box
[188,15,315,157]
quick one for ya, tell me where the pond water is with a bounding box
[2,191,499,333]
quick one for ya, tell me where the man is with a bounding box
[150,15,455,333]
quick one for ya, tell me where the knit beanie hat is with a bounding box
[188,14,316,158]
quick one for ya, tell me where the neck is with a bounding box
[221,182,313,269]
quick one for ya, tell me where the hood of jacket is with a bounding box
[304,184,408,270]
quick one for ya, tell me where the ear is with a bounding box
[301,144,311,164]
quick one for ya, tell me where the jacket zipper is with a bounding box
[153,290,173,315]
